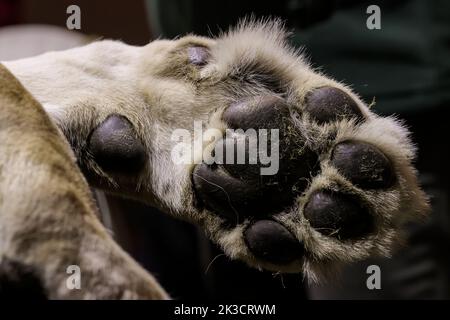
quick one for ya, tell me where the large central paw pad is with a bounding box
[193,95,318,222]
[192,85,428,277]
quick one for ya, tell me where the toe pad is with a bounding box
[331,141,395,189]
[304,191,373,239]
[244,220,304,264]
[88,114,147,173]
[305,87,364,124]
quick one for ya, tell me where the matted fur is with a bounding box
[1,19,429,294]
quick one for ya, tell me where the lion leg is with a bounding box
[0,64,168,299]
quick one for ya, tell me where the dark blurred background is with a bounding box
[0,0,448,300]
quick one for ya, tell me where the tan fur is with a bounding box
[0,64,168,299]
[1,19,430,294]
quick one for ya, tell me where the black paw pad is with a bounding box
[88,114,147,173]
[193,96,319,222]
[244,220,304,264]
[304,191,373,239]
[223,95,290,130]
[331,141,395,189]
[305,87,364,124]
[193,163,262,221]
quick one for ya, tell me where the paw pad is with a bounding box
[331,141,395,189]
[305,87,364,124]
[188,46,209,66]
[193,95,319,222]
[244,220,304,264]
[304,191,373,240]
[88,114,147,173]
[192,84,420,272]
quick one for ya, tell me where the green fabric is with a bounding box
[292,0,450,114]
[146,0,450,115]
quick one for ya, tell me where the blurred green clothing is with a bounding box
[291,0,450,114]
[146,0,450,114]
